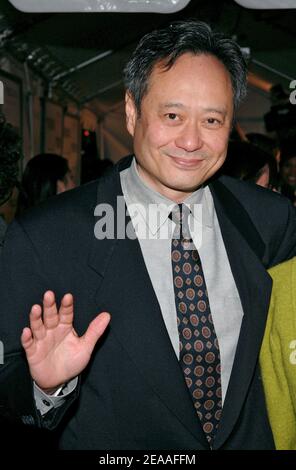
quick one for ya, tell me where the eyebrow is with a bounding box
[203,107,227,117]
[161,102,186,109]
[160,103,227,116]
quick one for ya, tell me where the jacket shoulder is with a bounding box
[218,174,291,208]
[216,175,296,226]
[213,175,296,266]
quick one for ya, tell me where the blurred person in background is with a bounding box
[80,155,113,184]
[17,153,75,214]
[221,140,278,190]
[0,115,22,247]
[0,117,57,449]
[246,132,280,167]
[279,138,296,207]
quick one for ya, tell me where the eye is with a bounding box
[204,117,223,129]
[207,118,220,124]
[165,113,178,120]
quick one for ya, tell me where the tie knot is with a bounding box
[170,204,191,239]
[170,204,191,224]
[170,204,182,225]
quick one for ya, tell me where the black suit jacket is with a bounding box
[0,156,295,450]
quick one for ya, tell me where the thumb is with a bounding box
[82,312,111,354]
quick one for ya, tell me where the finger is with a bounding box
[29,304,46,340]
[43,291,59,329]
[59,293,74,325]
[21,327,36,357]
[21,327,33,349]
[82,312,111,354]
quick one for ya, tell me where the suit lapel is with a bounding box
[210,180,272,448]
[87,158,208,448]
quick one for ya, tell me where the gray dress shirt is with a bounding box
[120,158,244,403]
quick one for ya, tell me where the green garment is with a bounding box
[260,257,296,450]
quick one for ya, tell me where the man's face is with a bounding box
[126,53,234,202]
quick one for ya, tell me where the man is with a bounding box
[0,21,295,450]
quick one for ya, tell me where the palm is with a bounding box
[21,291,110,391]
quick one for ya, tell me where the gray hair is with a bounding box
[124,20,247,117]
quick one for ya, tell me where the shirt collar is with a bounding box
[123,157,213,235]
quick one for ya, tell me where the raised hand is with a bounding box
[21,291,111,393]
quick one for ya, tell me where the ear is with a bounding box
[125,92,137,137]
[57,179,66,194]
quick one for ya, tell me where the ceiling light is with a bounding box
[235,0,296,9]
[8,0,191,13]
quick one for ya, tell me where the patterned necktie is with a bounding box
[171,204,222,444]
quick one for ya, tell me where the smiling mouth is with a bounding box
[169,155,204,168]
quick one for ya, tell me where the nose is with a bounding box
[175,121,203,152]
